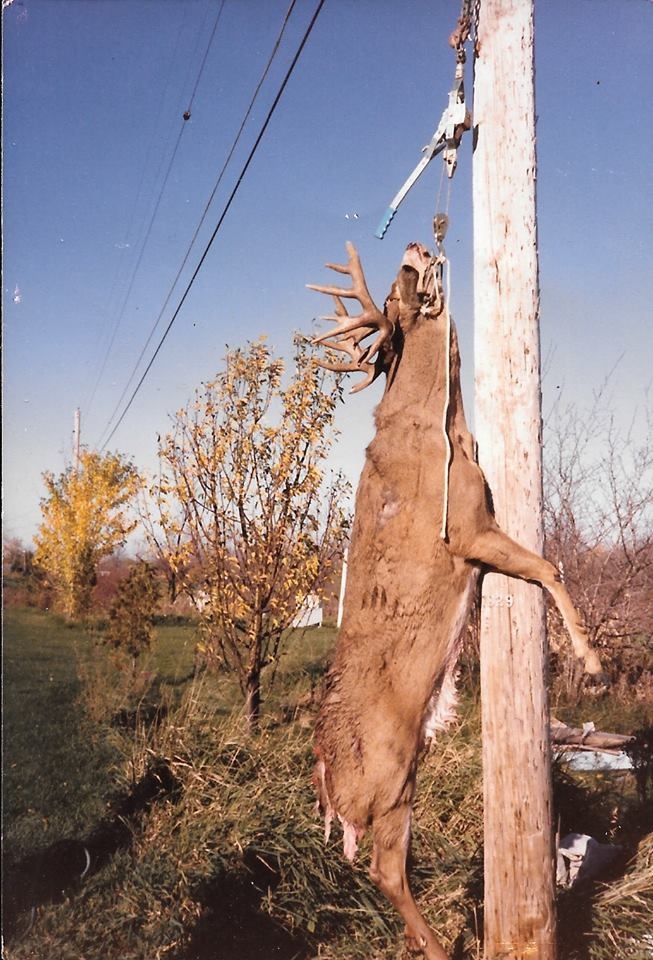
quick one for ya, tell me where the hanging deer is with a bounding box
[308,241,602,960]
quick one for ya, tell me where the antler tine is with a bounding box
[314,340,382,394]
[319,337,362,363]
[306,244,376,307]
[339,240,376,309]
[315,354,361,374]
[312,317,376,346]
[349,365,379,394]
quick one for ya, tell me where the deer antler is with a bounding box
[307,242,394,391]
[315,336,386,395]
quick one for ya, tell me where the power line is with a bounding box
[99,0,324,452]
[84,5,190,413]
[95,0,297,450]
[96,0,298,451]
[184,0,226,113]
[86,0,227,416]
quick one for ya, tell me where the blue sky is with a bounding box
[3,0,652,547]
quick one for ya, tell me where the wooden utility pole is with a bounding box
[73,408,81,472]
[473,2,556,959]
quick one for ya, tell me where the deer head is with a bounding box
[308,242,446,395]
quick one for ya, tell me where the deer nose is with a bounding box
[401,245,436,297]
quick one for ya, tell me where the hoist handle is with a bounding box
[375,206,397,240]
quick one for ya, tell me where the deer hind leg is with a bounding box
[370,805,448,960]
[466,527,602,676]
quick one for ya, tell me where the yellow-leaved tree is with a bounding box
[35,450,141,619]
[146,338,350,728]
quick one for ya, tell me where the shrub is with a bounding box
[107,562,161,661]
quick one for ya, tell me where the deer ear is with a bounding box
[397,265,420,308]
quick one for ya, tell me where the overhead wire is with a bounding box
[184,0,225,113]
[86,0,227,417]
[97,0,323,452]
[96,0,299,450]
[84,4,191,413]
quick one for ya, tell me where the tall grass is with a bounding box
[4,670,484,960]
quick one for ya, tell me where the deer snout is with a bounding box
[401,243,436,300]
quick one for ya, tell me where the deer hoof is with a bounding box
[404,931,428,956]
[404,933,448,960]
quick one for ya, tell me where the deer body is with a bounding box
[310,243,601,959]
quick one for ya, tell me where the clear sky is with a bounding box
[3,0,652,547]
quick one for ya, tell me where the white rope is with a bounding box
[440,254,453,540]
[435,6,467,540]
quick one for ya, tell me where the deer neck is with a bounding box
[378,309,465,430]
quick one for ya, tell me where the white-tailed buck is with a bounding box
[309,242,602,960]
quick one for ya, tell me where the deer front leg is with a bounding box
[370,806,449,960]
[465,527,603,676]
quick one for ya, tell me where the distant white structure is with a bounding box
[292,593,323,628]
[194,589,324,628]
[191,589,211,613]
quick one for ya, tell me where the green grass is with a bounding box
[3,608,119,863]
[3,607,652,960]
[151,618,198,678]
[552,695,652,737]
[2,609,332,862]
[2,608,203,862]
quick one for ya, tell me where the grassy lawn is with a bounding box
[3,608,333,863]
[3,607,202,864]
[3,607,119,863]
[3,606,651,960]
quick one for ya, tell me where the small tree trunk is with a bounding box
[244,609,264,731]
[244,672,261,731]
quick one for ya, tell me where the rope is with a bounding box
[440,256,453,541]
[435,154,447,218]
[425,224,453,542]
[436,0,472,539]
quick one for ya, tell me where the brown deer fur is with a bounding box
[309,242,602,960]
